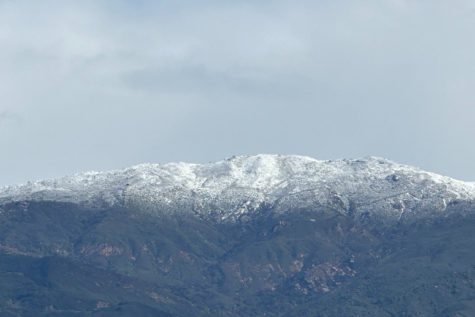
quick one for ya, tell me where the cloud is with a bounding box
[0,111,22,126]
[0,0,474,185]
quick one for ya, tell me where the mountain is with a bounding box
[1,155,475,316]
[2,154,474,222]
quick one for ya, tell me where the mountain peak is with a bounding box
[1,155,474,223]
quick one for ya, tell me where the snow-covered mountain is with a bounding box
[1,154,474,223]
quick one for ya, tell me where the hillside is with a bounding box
[1,155,475,316]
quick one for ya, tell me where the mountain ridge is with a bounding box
[1,154,474,223]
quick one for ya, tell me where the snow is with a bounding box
[1,154,474,223]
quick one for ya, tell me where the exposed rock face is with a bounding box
[1,154,474,223]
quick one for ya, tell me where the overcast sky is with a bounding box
[1,0,475,186]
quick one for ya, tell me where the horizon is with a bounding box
[1,153,474,188]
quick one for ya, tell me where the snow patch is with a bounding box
[1,154,474,223]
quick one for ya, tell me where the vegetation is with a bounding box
[1,201,475,316]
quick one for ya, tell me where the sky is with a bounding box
[1,0,475,186]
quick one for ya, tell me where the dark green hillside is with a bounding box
[1,201,475,316]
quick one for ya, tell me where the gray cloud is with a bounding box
[0,111,23,125]
[0,0,475,186]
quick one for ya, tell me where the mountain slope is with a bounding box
[1,155,475,316]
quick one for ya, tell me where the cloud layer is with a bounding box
[1,0,475,185]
